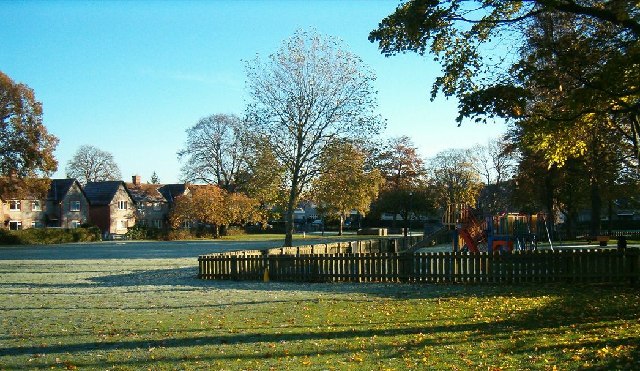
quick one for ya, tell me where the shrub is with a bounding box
[165,229,195,241]
[222,225,246,236]
[0,227,101,245]
[0,229,20,245]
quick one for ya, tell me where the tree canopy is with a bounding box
[0,71,58,179]
[370,0,640,165]
[428,148,483,211]
[177,114,250,191]
[169,185,260,237]
[311,140,384,235]
[65,145,122,184]
[246,29,384,246]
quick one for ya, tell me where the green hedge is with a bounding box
[0,226,101,245]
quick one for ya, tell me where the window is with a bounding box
[119,220,128,229]
[31,221,43,228]
[118,200,128,210]
[31,200,41,211]
[9,221,22,230]
[9,200,21,211]
[71,220,81,229]
[153,219,163,229]
[138,219,148,227]
[70,200,81,212]
[182,220,192,229]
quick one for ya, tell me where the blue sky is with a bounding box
[1,0,506,184]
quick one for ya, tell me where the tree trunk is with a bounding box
[589,179,601,237]
[607,198,613,235]
[338,213,344,236]
[544,171,556,240]
[284,176,300,247]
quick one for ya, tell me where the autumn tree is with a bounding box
[311,140,384,235]
[65,145,121,184]
[169,185,226,237]
[370,1,640,164]
[170,185,261,237]
[0,71,58,193]
[235,137,287,223]
[504,12,639,235]
[428,148,483,212]
[371,136,431,230]
[223,192,260,228]
[377,136,426,190]
[246,29,384,246]
[177,114,250,191]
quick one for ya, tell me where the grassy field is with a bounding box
[1,243,639,370]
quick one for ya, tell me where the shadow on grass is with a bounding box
[2,289,638,369]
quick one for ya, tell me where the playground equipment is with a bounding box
[443,204,546,253]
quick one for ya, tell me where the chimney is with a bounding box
[132,175,141,186]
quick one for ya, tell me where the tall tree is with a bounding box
[377,136,426,190]
[149,171,160,184]
[177,114,249,191]
[311,140,384,235]
[428,148,483,211]
[65,145,121,184]
[235,136,287,222]
[169,185,227,237]
[472,139,516,213]
[170,185,260,237]
[372,136,429,228]
[246,29,384,246]
[0,71,58,182]
[370,1,640,163]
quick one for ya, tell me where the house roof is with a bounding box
[84,181,134,206]
[125,183,188,204]
[126,183,166,203]
[46,179,85,202]
[158,184,188,203]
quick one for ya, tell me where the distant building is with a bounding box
[125,175,189,230]
[1,178,89,230]
[84,181,136,237]
[45,179,90,228]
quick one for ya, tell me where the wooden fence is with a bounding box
[199,248,639,285]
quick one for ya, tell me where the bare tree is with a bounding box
[65,145,121,184]
[472,139,515,186]
[177,114,249,191]
[246,29,384,246]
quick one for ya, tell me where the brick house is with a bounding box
[1,178,89,230]
[126,175,189,230]
[84,181,136,237]
[45,179,90,228]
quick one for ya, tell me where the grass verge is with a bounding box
[0,253,638,370]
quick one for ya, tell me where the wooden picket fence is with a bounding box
[198,248,639,285]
